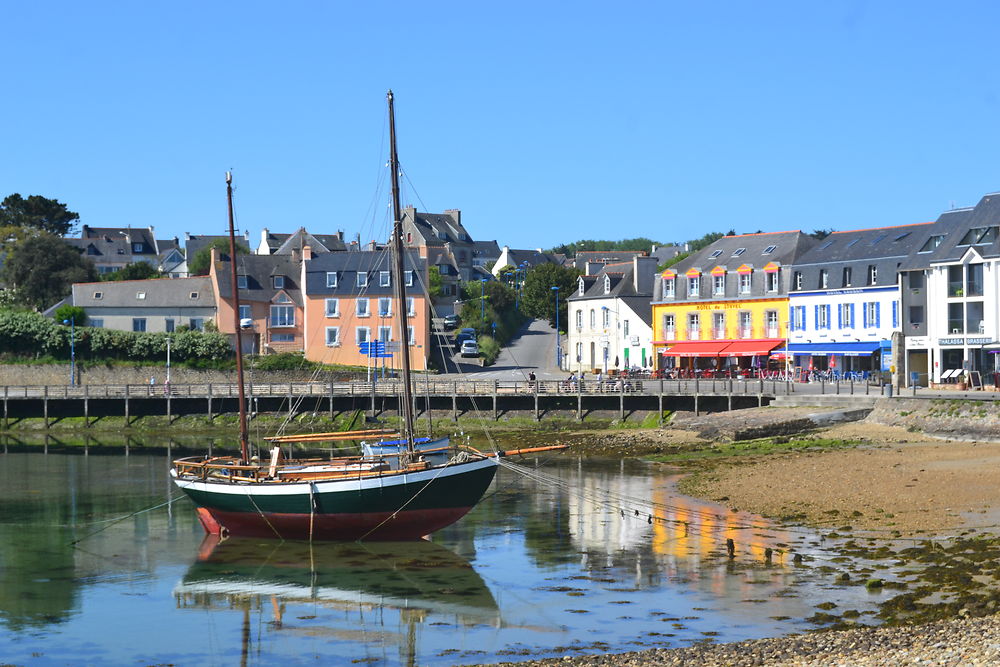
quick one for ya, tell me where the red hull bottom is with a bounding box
[195,505,476,541]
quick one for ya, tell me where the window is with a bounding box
[274,292,291,304]
[766,271,779,292]
[739,311,752,337]
[967,301,985,334]
[576,342,583,361]
[958,226,999,246]
[603,275,611,294]
[870,233,887,245]
[967,263,984,296]
[765,310,778,336]
[356,299,370,317]
[909,271,924,289]
[132,318,146,332]
[589,309,596,328]
[687,313,700,339]
[326,272,337,288]
[136,291,146,300]
[663,314,676,339]
[578,278,585,296]
[663,278,675,298]
[863,302,879,328]
[819,269,828,289]
[793,271,802,290]
[948,265,964,297]
[762,245,777,255]
[271,333,294,342]
[713,274,725,296]
[909,305,924,325]
[790,305,806,331]
[189,291,199,299]
[816,305,830,330]
[688,275,700,297]
[713,312,726,337]
[407,326,415,344]
[270,305,294,327]
[739,273,751,294]
[602,308,610,328]
[325,327,340,346]
[189,318,204,331]
[731,248,746,257]
[273,275,285,289]
[356,327,371,344]
[90,318,104,328]
[378,297,391,317]
[93,291,103,299]
[238,305,251,321]
[838,303,853,328]
[623,319,630,337]
[379,271,391,287]
[867,265,877,285]
[709,250,722,258]
[575,310,583,329]
[357,272,368,288]
[378,325,392,342]
[237,275,248,289]
[404,270,414,287]
[842,267,852,287]
[165,318,175,333]
[133,243,143,253]
[325,298,339,317]
[406,297,415,316]
[919,235,944,252]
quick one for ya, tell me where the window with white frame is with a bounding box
[663,278,675,298]
[864,301,878,327]
[687,313,700,339]
[793,271,802,290]
[589,309,596,328]
[406,297,415,316]
[765,310,778,336]
[839,303,853,328]
[603,275,611,294]
[357,272,368,288]
[739,311,752,337]
[739,272,752,294]
[379,271,390,287]
[407,326,415,344]
[237,275,248,289]
[378,297,391,317]
[713,274,725,295]
[326,272,337,288]
[843,267,852,287]
[766,270,779,292]
[270,305,294,327]
[817,305,829,329]
[356,298,370,317]
[575,310,582,329]
[90,318,104,328]
[378,326,392,342]
[602,308,610,328]
[325,298,339,317]
[819,269,828,289]
[356,326,371,344]
[404,270,414,286]
[238,305,251,321]
[663,314,676,339]
[325,326,340,346]
[272,275,284,289]
[713,312,726,337]
[791,305,806,331]
[867,265,877,285]
[623,319,630,337]
[576,341,583,361]
[688,275,700,297]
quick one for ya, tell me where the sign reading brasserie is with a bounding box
[938,337,993,346]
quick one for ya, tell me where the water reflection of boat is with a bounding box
[175,535,500,625]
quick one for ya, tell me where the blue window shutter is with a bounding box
[863,304,868,328]
[892,300,898,328]
[799,306,805,331]
[837,304,842,329]
[850,303,855,328]
[826,305,832,329]
[789,305,794,329]
[876,302,881,328]
[814,305,819,331]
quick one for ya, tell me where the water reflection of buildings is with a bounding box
[175,537,500,666]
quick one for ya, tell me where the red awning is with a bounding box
[662,341,731,357]
[721,339,785,357]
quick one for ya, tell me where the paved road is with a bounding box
[431,318,563,380]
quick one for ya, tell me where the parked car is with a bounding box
[454,327,477,347]
[460,340,479,357]
[443,314,460,330]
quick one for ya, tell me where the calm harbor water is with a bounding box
[0,442,888,666]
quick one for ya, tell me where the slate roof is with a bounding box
[72,277,215,308]
[272,228,347,254]
[791,222,934,291]
[401,208,472,247]
[214,254,303,306]
[185,232,251,262]
[303,250,424,296]
[501,248,562,269]
[78,226,157,255]
[898,196,997,270]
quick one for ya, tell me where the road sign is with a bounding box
[359,341,387,356]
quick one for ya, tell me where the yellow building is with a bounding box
[650,231,817,373]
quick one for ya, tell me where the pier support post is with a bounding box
[43,386,48,428]
[492,381,498,421]
[452,381,458,422]
[329,381,334,419]
[577,379,582,422]
[207,383,213,421]
[84,389,89,428]
[124,384,130,426]
[619,388,624,421]
[694,393,699,416]
[534,382,539,422]
[167,387,172,424]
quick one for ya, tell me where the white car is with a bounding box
[460,340,479,357]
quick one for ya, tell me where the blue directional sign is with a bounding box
[359,341,392,358]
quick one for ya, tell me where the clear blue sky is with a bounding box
[4,2,1000,250]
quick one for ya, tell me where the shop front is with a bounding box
[786,341,888,378]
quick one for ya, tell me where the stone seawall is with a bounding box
[0,364,357,386]
[867,397,1000,441]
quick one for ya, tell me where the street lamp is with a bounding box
[480,278,488,322]
[551,285,561,370]
[62,318,75,387]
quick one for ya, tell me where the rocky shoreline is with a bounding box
[483,614,1000,666]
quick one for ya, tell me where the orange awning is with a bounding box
[662,341,731,357]
[721,339,784,357]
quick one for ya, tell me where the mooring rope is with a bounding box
[70,494,184,545]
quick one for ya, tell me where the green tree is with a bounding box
[521,263,580,329]
[54,305,87,326]
[188,239,249,276]
[2,233,96,310]
[101,262,160,281]
[427,266,443,298]
[0,194,80,236]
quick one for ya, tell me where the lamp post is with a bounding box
[480,278,488,322]
[62,318,75,387]
[552,285,561,370]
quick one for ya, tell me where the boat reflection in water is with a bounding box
[175,536,499,664]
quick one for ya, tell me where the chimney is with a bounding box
[338,230,344,241]
[634,255,658,294]
[444,208,461,227]
[684,242,690,252]
[302,245,313,261]
[260,228,270,254]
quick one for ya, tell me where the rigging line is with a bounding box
[399,165,429,213]
[69,493,184,545]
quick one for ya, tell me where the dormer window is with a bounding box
[357,271,368,287]
[603,275,611,294]
[273,275,285,289]
[731,248,746,257]
[578,277,585,295]
[136,291,146,300]
[237,275,248,289]
[133,243,143,253]
[404,270,414,286]
[326,272,338,288]
[868,265,878,285]
[919,235,944,252]
[379,271,390,287]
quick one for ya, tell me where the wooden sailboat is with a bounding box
[170,91,561,541]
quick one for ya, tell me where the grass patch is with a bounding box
[644,436,862,464]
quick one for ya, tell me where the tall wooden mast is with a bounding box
[387,90,416,453]
[226,172,250,464]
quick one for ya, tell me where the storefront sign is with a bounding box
[938,337,995,346]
